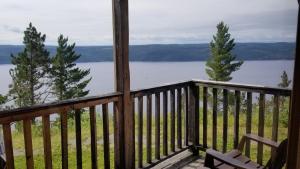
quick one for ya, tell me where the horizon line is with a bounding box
[0,41,295,47]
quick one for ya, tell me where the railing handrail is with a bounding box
[131,80,192,97]
[0,92,122,123]
[192,79,292,96]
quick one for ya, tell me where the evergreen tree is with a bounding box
[0,94,7,110]
[9,23,50,107]
[51,35,91,101]
[206,21,243,81]
[277,70,292,109]
[278,71,291,88]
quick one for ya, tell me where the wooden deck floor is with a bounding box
[151,150,208,169]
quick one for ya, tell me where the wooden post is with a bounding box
[286,1,300,168]
[112,0,134,168]
[188,82,199,155]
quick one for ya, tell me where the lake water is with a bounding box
[0,60,294,96]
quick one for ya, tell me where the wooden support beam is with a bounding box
[286,2,300,168]
[112,0,133,168]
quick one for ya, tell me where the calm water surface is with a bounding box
[0,61,294,96]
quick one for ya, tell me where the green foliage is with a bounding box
[0,94,7,105]
[51,35,91,101]
[9,23,50,107]
[206,21,243,81]
[278,70,291,88]
[279,98,290,127]
[0,94,7,110]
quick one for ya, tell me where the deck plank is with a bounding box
[150,150,207,169]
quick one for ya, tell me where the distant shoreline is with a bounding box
[0,42,295,64]
[0,59,294,66]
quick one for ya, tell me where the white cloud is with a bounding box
[0,0,298,45]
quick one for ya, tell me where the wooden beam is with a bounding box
[3,124,14,169]
[286,3,300,168]
[42,115,52,169]
[112,0,133,168]
[75,110,82,169]
[188,83,199,155]
[23,119,34,169]
[223,89,228,153]
[102,104,110,169]
[89,106,97,169]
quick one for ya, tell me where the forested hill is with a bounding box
[0,42,295,64]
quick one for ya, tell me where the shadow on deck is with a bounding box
[151,150,207,169]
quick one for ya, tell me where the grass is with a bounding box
[8,99,289,168]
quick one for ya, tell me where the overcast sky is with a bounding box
[0,0,298,45]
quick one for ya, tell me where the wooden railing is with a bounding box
[0,92,122,169]
[0,80,292,169]
[131,81,195,168]
[192,79,291,165]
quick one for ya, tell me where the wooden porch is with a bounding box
[0,79,293,169]
[0,0,300,168]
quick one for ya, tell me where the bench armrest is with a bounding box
[205,149,255,169]
[244,134,280,148]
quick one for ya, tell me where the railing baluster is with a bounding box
[155,93,160,160]
[203,87,208,148]
[23,119,34,169]
[89,106,97,169]
[257,93,265,165]
[212,88,218,150]
[146,94,152,163]
[245,92,252,157]
[75,109,82,169]
[3,124,14,169]
[188,83,199,155]
[131,97,136,166]
[42,115,52,169]
[234,91,241,149]
[138,96,143,167]
[102,104,110,169]
[223,89,228,153]
[271,94,279,158]
[113,99,124,169]
[184,87,189,146]
[177,88,182,149]
[60,112,68,169]
[170,89,176,152]
[163,91,168,156]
